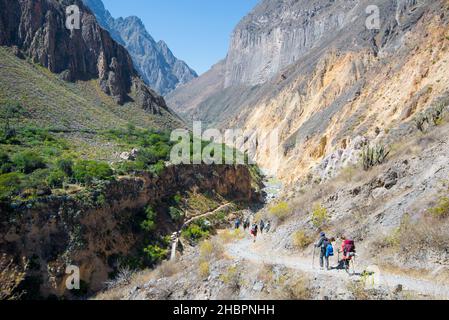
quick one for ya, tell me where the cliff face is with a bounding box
[0,0,169,113]
[168,0,449,185]
[224,0,357,87]
[83,0,198,96]
[0,165,261,299]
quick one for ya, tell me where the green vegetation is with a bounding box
[182,220,211,243]
[311,203,328,228]
[0,46,180,132]
[169,206,183,222]
[143,244,169,265]
[428,197,449,219]
[73,160,113,185]
[361,144,390,170]
[140,206,157,232]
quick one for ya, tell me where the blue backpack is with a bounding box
[326,243,334,257]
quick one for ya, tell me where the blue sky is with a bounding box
[102,0,259,75]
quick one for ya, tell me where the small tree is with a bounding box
[311,203,328,228]
[0,101,25,139]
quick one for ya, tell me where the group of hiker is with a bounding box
[233,219,356,272]
[234,217,271,242]
[315,232,356,272]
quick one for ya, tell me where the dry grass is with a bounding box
[155,260,182,278]
[199,261,210,278]
[372,213,449,262]
[271,272,312,300]
[268,201,292,224]
[219,265,240,292]
[347,280,372,300]
[218,229,245,244]
[292,230,314,249]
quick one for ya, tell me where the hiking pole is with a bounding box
[312,246,316,269]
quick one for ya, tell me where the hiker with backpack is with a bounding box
[315,232,331,270]
[338,236,356,272]
[250,223,258,242]
[260,220,265,234]
[265,221,271,233]
[243,218,250,231]
[235,218,241,230]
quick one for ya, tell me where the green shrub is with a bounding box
[149,160,166,176]
[0,150,9,165]
[143,245,168,265]
[0,172,23,200]
[182,224,210,243]
[73,160,113,185]
[0,151,12,174]
[25,169,50,190]
[173,193,182,204]
[140,206,157,232]
[47,169,65,188]
[169,206,183,222]
[115,160,145,174]
[56,158,74,177]
[311,203,328,228]
[428,197,449,219]
[11,151,46,174]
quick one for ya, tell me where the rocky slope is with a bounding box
[0,164,260,299]
[168,0,449,185]
[83,0,198,95]
[0,0,171,115]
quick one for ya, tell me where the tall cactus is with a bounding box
[362,144,390,170]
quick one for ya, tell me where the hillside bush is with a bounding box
[0,172,23,200]
[143,245,168,265]
[292,230,313,249]
[140,206,157,232]
[268,201,291,223]
[57,158,74,177]
[11,151,46,174]
[73,160,113,185]
[311,203,328,228]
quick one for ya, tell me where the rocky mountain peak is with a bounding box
[83,0,198,95]
[0,0,170,114]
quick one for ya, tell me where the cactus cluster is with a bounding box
[362,144,390,170]
[414,103,447,132]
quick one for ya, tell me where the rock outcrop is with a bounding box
[83,0,198,95]
[0,164,261,299]
[0,0,169,113]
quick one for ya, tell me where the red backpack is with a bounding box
[343,240,355,255]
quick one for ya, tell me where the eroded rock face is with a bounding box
[0,164,261,299]
[224,0,358,87]
[0,0,168,111]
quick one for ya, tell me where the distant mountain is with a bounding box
[0,0,183,130]
[83,0,197,95]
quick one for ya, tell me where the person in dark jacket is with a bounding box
[260,220,265,234]
[235,218,241,229]
[315,232,330,270]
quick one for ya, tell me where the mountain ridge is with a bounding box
[83,0,198,95]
